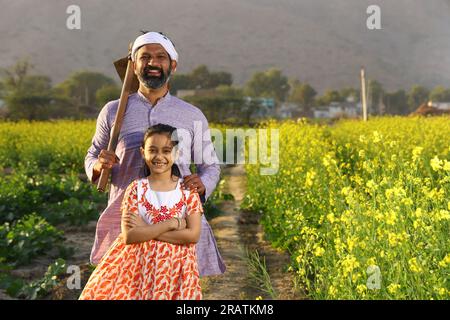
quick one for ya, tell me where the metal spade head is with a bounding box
[113,55,140,94]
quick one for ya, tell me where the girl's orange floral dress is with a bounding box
[79,178,203,300]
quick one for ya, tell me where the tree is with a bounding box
[96,84,121,109]
[189,65,232,89]
[215,85,244,99]
[429,86,450,102]
[244,68,290,103]
[408,85,429,112]
[339,87,360,101]
[1,59,32,92]
[0,60,56,120]
[184,94,249,124]
[315,89,343,106]
[368,80,384,114]
[170,74,192,94]
[210,71,233,88]
[4,75,53,120]
[170,65,232,93]
[288,80,317,115]
[384,90,409,115]
[56,71,115,115]
[190,65,211,89]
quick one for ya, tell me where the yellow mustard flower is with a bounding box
[436,210,450,221]
[366,179,377,190]
[327,213,336,224]
[438,254,450,268]
[359,150,366,158]
[341,255,360,276]
[408,258,423,273]
[437,288,448,297]
[387,283,400,295]
[443,160,450,171]
[328,285,337,297]
[356,284,367,295]
[346,236,358,252]
[372,131,382,143]
[305,169,316,187]
[314,246,325,257]
[430,156,443,171]
[412,146,423,162]
[386,211,398,226]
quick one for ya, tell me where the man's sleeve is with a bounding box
[192,112,221,202]
[84,104,111,184]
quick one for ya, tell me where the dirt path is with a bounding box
[201,165,304,300]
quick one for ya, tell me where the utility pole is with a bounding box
[361,67,368,121]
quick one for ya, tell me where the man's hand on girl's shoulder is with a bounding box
[180,174,205,196]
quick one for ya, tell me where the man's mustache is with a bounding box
[143,66,163,75]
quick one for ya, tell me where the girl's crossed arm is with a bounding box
[120,182,203,245]
[156,191,203,245]
[121,212,181,245]
[155,212,201,244]
[120,180,182,245]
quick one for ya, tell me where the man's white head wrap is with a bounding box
[131,32,178,63]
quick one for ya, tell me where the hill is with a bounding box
[1,0,450,92]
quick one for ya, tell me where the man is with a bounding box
[85,31,226,276]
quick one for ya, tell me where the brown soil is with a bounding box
[201,165,304,300]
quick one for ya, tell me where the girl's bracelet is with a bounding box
[176,217,181,230]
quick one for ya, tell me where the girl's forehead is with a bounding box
[144,133,173,146]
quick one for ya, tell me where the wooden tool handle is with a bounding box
[97,43,134,192]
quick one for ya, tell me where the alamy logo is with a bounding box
[66,265,81,290]
[66,5,81,30]
[367,5,382,30]
[173,122,280,175]
[366,265,381,290]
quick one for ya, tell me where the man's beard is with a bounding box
[138,65,172,89]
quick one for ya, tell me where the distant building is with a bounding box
[431,101,450,111]
[278,102,300,118]
[244,97,276,118]
[411,101,450,116]
[313,107,330,119]
[314,100,361,119]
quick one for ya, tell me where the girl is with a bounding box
[79,124,203,300]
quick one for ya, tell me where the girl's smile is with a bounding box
[151,160,168,168]
[141,133,178,176]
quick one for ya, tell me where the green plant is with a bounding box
[0,214,65,266]
[203,179,234,217]
[0,168,106,224]
[20,258,67,300]
[244,247,277,299]
[0,258,68,299]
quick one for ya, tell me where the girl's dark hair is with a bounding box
[142,123,181,178]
